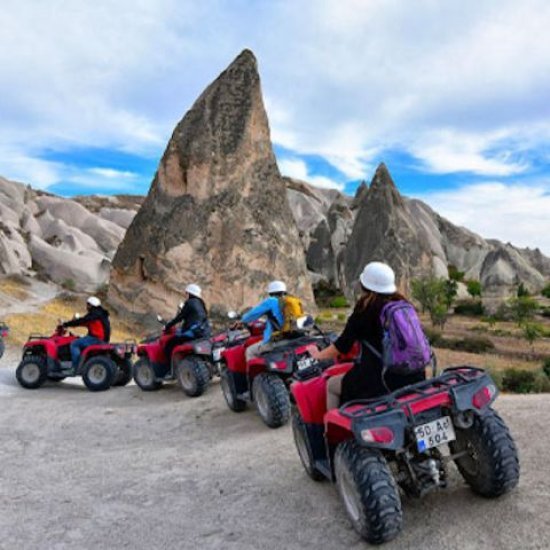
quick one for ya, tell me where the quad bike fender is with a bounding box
[291,376,329,425]
[24,340,58,360]
[80,344,116,361]
[222,345,247,374]
[247,358,267,381]
[138,342,167,366]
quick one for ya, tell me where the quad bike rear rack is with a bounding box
[339,366,489,421]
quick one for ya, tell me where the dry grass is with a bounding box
[5,297,140,345]
[0,277,31,301]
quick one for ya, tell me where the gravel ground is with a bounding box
[1,343,549,550]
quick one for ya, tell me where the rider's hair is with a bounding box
[355,285,406,313]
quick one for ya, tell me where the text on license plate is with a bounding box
[414,416,456,452]
[296,357,315,370]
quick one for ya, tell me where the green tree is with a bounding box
[411,276,451,329]
[522,322,543,353]
[541,283,550,299]
[508,296,539,327]
[443,279,458,310]
[466,280,482,298]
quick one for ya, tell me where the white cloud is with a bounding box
[278,158,344,191]
[418,181,550,256]
[2,0,550,191]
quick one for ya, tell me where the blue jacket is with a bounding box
[241,297,284,344]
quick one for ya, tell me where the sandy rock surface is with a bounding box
[0,345,548,550]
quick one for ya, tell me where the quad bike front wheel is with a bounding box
[220,369,246,412]
[133,358,162,391]
[16,355,48,389]
[0,338,5,359]
[112,359,132,387]
[292,409,324,481]
[450,409,520,497]
[175,357,211,397]
[82,356,116,392]
[334,440,403,544]
[252,373,291,428]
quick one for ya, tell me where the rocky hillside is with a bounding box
[0,176,140,291]
[109,50,314,320]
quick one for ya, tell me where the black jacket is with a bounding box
[63,306,111,342]
[334,296,424,403]
[165,296,210,336]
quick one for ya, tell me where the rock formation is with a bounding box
[0,175,137,290]
[341,163,549,300]
[109,50,314,319]
[343,163,438,293]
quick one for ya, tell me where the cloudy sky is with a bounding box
[1,0,550,253]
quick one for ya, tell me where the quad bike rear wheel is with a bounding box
[133,358,162,391]
[16,355,48,389]
[334,440,402,544]
[252,373,291,428]
[113,359,132,387]
[291,409,324,481]
[220,368,246,412]
[82,356,116,392]
[175,357,210,397]
[450,409,520,497]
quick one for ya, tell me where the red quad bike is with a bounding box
[291,363,520,544]
[15,325,135,392]
[133,317,258,397]
[220,317,357,429]
[0,322,9,359]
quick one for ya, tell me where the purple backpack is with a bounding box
[364,300,432,376]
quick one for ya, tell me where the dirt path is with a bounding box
[0,346,549,550]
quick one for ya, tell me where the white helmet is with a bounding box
[359,262,396,294]
[87,296,101,307]
[185,283,202,298]
[267,280,287,294]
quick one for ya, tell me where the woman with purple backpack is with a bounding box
[310,262,430,409]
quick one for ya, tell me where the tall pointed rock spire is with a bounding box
[109,50,314,318]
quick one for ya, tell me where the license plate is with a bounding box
[296,356,315,370]
[414,416,456,452]
[212,348,225,362]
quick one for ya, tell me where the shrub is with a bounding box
[328,296,349,308]
[466,280,482,298]
[540,307,550,318]
[451,336,495,354]
[436,336,495,354]
[337,313,347,321]
[454,301,484,316]
[522,322,544,350]
[424,327,442,345]
[543,357,550,378]
[448,265,465,282]
[542,284,550,299]
[501,368,538,393]
[534,371,550,393]
[62,278,76,291]
[517,282,530,297]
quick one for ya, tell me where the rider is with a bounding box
[310,262,426,408]
[240,280,288,361]
[62,296,111,370]
[164,284,211,361]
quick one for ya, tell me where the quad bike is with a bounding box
[15,325,135,392]
[219,316,358,428]
[291,362,520,544]
[133,315,261,396]
[0,321,9,359]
